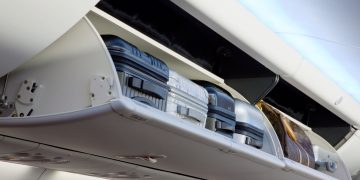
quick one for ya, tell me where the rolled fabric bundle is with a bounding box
[258,101,315,168]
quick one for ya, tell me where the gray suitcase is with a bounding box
[166,70,208,127]
[313,145,338,173]
[234,99,265,148]
[102,35,170,111]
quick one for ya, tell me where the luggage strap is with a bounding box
[127,77,167,99]
[177,105,204,122]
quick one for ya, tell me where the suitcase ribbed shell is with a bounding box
[103,35,169,111]
[166,70,208,127]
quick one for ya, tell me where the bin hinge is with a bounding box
[90,75,114,106]
[15,80,42,117]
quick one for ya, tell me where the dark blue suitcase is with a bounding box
[102,35,169,111]
[197,82,236,138]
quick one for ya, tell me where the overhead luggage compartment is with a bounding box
[0,14,283,180]
[0,2,352,180]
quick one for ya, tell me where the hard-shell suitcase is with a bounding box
[313,145,338,173]
[234,99,265,148]
[166,70,208,127]
[102,35,169,111]
[197,82,236,138]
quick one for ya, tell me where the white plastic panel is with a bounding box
[276,33,360,103]
[282,60,360,127]
[0,137,38,154]
[40,166,198,180]
[39,170,103,180]
[0,97,339,180]
[0,98,286,180]
[238,0,360,48]
[2,17,120,116]
[134,166,198,180]
[239,0,360,104]
[338,130,360,176]
[78,158,197,180]
[0,142,196,180]
[7,145,103,173]
[0,0,99,77]
[284,159,338,180]
[305,131,351,180]
[0,141,199,179]
[74,158,138,179]
[256,112,284,159]
[0,161,45,180]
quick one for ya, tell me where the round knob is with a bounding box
[326,161,337,172]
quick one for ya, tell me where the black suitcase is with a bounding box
[197,82,236,138]
[102,35,169,111]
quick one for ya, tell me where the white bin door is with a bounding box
[0,0,99,77]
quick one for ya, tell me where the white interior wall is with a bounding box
[0,161,44,180]
[0,161,106,180]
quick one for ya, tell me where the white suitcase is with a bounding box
[166,70,208,127]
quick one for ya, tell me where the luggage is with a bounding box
[313,145,338,172]
[233,99,265,149]
[197,82,236,138]
[166,70,208,127]
[102,35,169,111]
[258,101,315,168]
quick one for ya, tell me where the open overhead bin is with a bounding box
[0,14,282,180]
[0,6,349,179]
[0,0,353,179]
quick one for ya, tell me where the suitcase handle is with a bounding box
[127,77,167,99]
[215,121,235,132]
[245,137,263,149]
[132,96,156,108]
[177,105,204,122]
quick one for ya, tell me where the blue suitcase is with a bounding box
[102,35,169,111]
[197,82,236,138]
